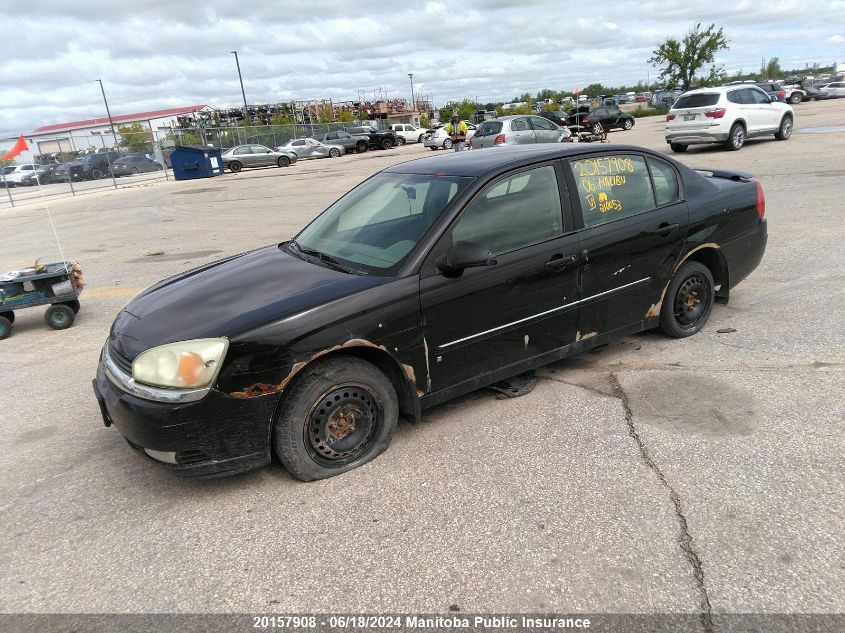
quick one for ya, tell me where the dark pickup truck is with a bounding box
[315,130,371,153]
[55,151,122,181]
[346,126,398,150]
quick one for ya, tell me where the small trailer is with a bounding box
[0,261,83,340]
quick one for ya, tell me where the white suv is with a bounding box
[665,85,794,152]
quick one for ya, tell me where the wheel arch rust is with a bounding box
[646,243,727,318]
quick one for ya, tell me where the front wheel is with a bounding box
[356,141,368,153]
[659,262,714,338]
[669,143,688,153]
[45,304,76,330]
[90,168,103,179]
[0,315,11,340]
[418,134,425,143]
[623,118,634,130]
[775,116,793,140]
[131,167,140,175]
[329,147,340,157]
[277,156,291,167]
[592,123,603,135]
[229,161,242,173]
[789,92,802,104]
[272,357,398,481]
[725,123,745,151]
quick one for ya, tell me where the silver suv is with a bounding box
[469,115,570,149]
[665,85,794,152]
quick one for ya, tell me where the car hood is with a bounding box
[109,245,387,359]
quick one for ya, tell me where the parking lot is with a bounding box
[1,101,843,622]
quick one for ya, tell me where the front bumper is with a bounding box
[93,358,278,477]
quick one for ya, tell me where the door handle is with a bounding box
[544,254,576,271]
[655,223,679,237]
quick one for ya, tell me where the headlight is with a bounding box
[132,338,228,389]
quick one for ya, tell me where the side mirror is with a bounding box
[436,241,497,275]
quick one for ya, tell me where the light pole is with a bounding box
[231,51,249,120]
[95,79,118,187]
[408,73,415,113]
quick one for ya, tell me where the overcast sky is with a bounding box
[1,0,843,136]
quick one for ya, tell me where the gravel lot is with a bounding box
[1,101,843,624]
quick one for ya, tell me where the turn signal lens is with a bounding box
[133,338,228,389]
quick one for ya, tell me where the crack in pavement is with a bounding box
[606,373,714,633]
[539,372,714,632]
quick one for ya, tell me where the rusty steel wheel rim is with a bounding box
[304,383,381,467]
[674,274,710,328]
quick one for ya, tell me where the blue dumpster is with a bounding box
[170,145,225,181]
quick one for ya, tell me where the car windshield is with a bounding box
[293,172,474,276]
[475,121,503,137]
[673,94,720,108]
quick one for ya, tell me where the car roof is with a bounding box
[384,144,666,178]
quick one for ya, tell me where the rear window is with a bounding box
[475,121,503,137]
[673,94,720,109]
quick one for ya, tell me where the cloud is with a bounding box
[2,0,844,136]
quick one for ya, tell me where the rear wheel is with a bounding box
[395,137,406,146]
[591,123,603,135]
[418,134,425,143]
[131,167,140,175]
[355,141,368,153]
[90,168,103,179]
[62,299,81,314]
[229,161,242,173]
[272,356,398,481]
[329,147,340,157]
[775,115,793,140]
[659,262,715,338]
[669,143,688,153]
[45,304,75,330]
[0,315,12,340]
[443,138,453,149]
[277,156,290,167]
[725,123,745,151]
[789,92,802,104]
[380,138,394,149]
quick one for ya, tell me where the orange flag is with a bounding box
[1,135,29,161]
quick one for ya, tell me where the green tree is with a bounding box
[337,110,355,123]
[765,57,783,79]
[271,112,295,125]
[438,99,477,122]
[649,22,729,90]
[118,123,153,152]
[419,113,430,128]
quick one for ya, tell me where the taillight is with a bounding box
[705,108,726,119]
[666,114,676,121]
[582,117,590,124]
[755,181,765,220]
[777,91,785,100]
[493,134,506,145]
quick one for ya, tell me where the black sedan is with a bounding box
[569,106,636,135]
[111,155,164,177]
[94,144,767,480]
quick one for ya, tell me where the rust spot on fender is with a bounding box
[229,338,393,399]
[646,243,720,319]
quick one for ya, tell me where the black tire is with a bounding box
[443,138,453,149]
[659,262,715,338]
[356,141,368,153]
[380,138,394,150]
[775,115,793,140]
[272,356,398,481]
[670,143,688,153]
[329,147,340,157]
[429,146,438,150]
[277,156,290,167]
[229,161,242,173]
[623,118,634,130]
[62,299,81,314]
[725,122,745,151]
[0,315,11,340]
[45,304,75,330]
[395,136,406,146]
[418,134,425,143]
[131,167,140,175]
[90,168,103,179]
[789,92,802,105]
[591,123,603,135]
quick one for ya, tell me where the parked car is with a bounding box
[390,124,429,144]
[819,81,845,97]
[276,138,345,159]
[650,89,683,109]
[111,155,164,177]
[469,116,570,149]
[19,164,63,185]
[56,151,123,181]
[423,127,453,150]
[346,126,398,150]
[3,164,41,186]
[94,144,768,480]
[568,106,635,135]
[315,130,370,153]
[221,144,297,172]
[538,110,569,126]
[752,81,787,103]
[634,93,649,103]
[665,85,794,152]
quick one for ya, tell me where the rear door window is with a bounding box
[529,116,554,130]
[569,155,656,228]
[511,118,530,131]
[647,158,681,207]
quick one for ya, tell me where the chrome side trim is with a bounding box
[103,346,210,404]
[438,277,650,350]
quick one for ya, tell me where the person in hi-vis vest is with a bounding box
[446,115,468,151]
